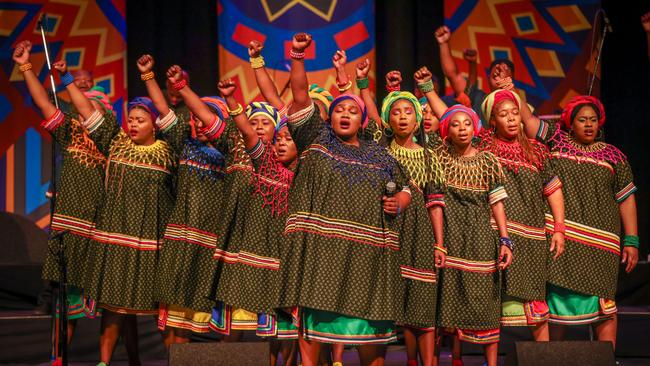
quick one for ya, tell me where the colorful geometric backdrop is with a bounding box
[0,0,126,228]
[444,0,600,115]
[218,0,376,105]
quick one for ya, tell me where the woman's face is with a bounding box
[388,99,418,140]
[447,111,474,148]
[330,99,362,142]
[422,103,439,133]
[491,100,521,141]
[127,107,155,145]
[249,115,276,143]
[274,126,297,166]
[192,115,209,143]
[571,105,599,145]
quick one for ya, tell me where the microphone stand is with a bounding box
[588,9,612,96]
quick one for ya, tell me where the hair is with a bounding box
[488,59,515,75]
[491,99,540,166]
[570,103,601,125]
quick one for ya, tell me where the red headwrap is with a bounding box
[439,104,482,140]
[560,95,605,129]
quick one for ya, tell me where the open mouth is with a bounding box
[129,130,138,137]
[339,118,351,129]
[424,120,433,129]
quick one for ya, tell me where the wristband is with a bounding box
[434,245,448,255]
[356,77,369,89]
[417,80,434,93]
[553,222,566,235]
[19,63,33,73]
[227,103,244,116]
[172,79,187,91]
[249,56,265,69]
[61,72,74,87]
[623,235,639,249]
[499,237,514,251]
[386,84,400,92]
[289,49,305,60]
[140,71,155,82]
[337,80,352,92]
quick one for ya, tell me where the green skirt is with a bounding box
[547,284,616,325]
[501,295,549,327]
[301,308,396,345]
[56,286,100,320]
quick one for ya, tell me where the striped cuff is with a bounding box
[200,114,226,141]
[40,109,64,131]
[615,182,637,203]
[425,193,446,208]
[155,110,177,133]
[543,176,563,197]
[401,186,412,196]
[488,186,508,205]
[536,120,550,141]
[246,139,265,160]
[82,110,104,134]
[277,104,289,119]
[288,103,315,127]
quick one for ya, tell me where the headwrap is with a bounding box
[380,91,422,129]
[328,94,369,129]
[439,104,482,140]
[246,101,281,126]
[200,96,229,121]
[560,95,605,129]
[308,84,334,113]
[84,86,113,115]
[481,89,521,122]
[274,116,289,143]
[128,96,159,122]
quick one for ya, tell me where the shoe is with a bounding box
[97,362,107,366]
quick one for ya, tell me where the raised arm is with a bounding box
[167,65,214,124]
[414,67,448,120]
[356,58,381,124]
[288,33,312,115]
[435,26,467,92]
[137,54,170,118]
[333,50,351,95]
[249,40,284,109]
[218,79,258,151]
[464,48,478,89]
[52,60,95,120]
[12,41,56,118]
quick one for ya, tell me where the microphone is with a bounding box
[385,181,397,197]
[603,11,613,33]
[37,13,46,30]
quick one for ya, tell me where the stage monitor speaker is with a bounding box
[506,341,615,366]
[169,341,270,366]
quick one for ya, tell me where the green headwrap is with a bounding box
[380,91,422,129]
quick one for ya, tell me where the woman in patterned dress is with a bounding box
[81,55,176,363]
[433,103,513,366]
[279,33,415,366]
[477,88,566,341]
[520,95,639,348]
[133,57,229,347]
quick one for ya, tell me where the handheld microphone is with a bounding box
[385,181,397,197]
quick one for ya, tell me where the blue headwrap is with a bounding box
[128,97,160,122]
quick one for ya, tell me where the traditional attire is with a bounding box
[82,98,176,314]
[536,96,637,325]
[435,105,507,344]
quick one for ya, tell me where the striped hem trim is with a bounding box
[157,306,211,333]
[488,185,508,205]
[445,256,496,274]
[400,265,436,283]
[51,214,96,238]
[457,328,500,344]
[288,103,315,126]
[615,182,637,203]
[285,211,399,250]
[164,223,218,249]
[489,219,546,241]
[82,110,104,133]
[302,144,386,172]
[155,110,177,133]
[200,115,226,141]
[111,157,171,174]
[226,163,254,174]
[425,194,445,208]
[543,176,563,197]
[41,109,65,131]
[213,249,280,270]
[246,139,265,160]
[551,152,614,172]
[92,230,160,251]
[304,329,398,345]
[544,214,620,255]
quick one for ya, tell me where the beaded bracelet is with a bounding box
[386,84,400,92]
[623,235,640,248]
[227,103,244,116]
[60,72,74,87]
[140,71,155,82]
[356,77,369,89]
[553,222,566,234]
[337,80,352,92]
[19,63,33,73]
[289,49,305,60]
[417,80,434,93]
[172,79,187,91]
[499,237,514,251]
[250,56,265,69]
[434,245,448,255]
